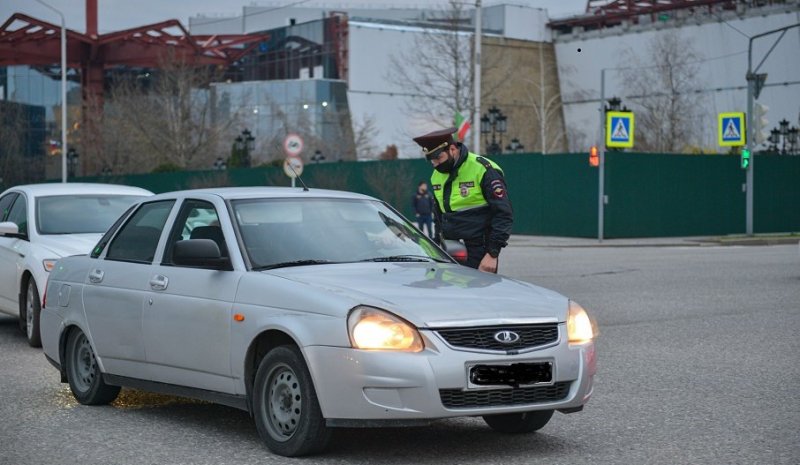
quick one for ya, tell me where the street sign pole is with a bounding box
[744,23,800,236]
[745,76,754,236]
[598,69,606,242]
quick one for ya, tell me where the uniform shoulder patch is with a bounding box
[490,179,506,198]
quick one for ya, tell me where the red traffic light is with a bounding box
[589,146,599,167]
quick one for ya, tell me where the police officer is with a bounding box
[412,127,513,273]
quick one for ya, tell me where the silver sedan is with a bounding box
[41,187,597,457]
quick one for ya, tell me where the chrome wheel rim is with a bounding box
[25,282,35,340]
[71,333,96,393]
[263,364,302,441]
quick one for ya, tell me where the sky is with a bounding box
[2,0,586,34]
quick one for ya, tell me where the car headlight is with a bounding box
[43,259,58,272]
[567,300,598,344]
[347,306,423,352]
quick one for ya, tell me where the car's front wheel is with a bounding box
[22,279,42,348]
[482,410,554,433]
[252,345,331,457]
[65,329,120,405]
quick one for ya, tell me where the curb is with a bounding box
[508,236,799,248]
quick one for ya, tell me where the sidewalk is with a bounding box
[508,234,800,248]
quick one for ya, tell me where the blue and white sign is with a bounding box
[606,111,635,148]
[718,112,745,146]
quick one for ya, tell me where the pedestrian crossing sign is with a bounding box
[606,111,635,148]
[718,112,745,146]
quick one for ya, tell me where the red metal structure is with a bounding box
[548,0,745,33]
[0,0,268,171]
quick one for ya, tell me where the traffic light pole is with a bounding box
[745,23,800,236]
[598,69,606,242]
[745,77,754,236]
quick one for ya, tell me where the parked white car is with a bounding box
[41,187,597,457]
[0,183,152,346]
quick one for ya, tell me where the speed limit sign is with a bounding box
[283,133,304,157]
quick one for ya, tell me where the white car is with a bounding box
[0,183,152,346]
[41,187,597,457]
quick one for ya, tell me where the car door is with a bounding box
[142,199,241,394]
[0,193,23,314]
[82,200,175,378]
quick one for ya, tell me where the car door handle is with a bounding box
[88,269,104,283]
[149,275,169,291]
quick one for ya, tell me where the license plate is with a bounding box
[469,362,552,387]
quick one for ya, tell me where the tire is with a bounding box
[24,279,42,348]
[252,345,331,457]
[483,410,554,433]
[65,329,120,405]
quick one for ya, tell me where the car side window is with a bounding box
[0,193,18,222]
[6,194,28,236]
[105,200,175,264]
[91,204,138,259]
[163,199,226,267]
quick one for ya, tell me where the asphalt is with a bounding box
[508,233,800,248]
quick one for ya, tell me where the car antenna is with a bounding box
[274,141,310,192]
[288,163,309,192]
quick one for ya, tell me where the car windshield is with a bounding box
[231,197,451,269]
[36,195,147,234]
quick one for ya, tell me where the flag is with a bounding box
[454,111,471,142]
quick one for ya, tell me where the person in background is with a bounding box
[411,180,435,237]
[412,127,513,273]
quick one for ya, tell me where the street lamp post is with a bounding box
[34,0,67,182]
[766,119,799,155]
[311,150,325,163]
[67,147,78,178]
[480,105,507,157]
[234,129,255,167]
[505,137,524,153]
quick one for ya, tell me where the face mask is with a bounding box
[434,156,455,173]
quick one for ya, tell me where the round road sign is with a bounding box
[283,156,304,178]
[283,133,304,156]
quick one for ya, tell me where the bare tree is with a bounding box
[387,0,472,124]
[92,50,242,174]
[0,102,45,186]
[352,114,380,160]
[519,43,568,154]
[619,32,706,153]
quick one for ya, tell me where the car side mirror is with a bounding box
[0,221,24,239]
[173,239,229,270]
[443,239,468,265]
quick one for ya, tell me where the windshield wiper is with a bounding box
[253,259,339,271]
[360,255,447,263]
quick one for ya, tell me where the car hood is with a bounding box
[268,262,567,327]
[35,234,103,257]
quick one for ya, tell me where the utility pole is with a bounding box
[745,23,800,236]
[472,0,481,153]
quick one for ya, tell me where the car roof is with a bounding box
[151,186,377,202]
[3,183,153,197]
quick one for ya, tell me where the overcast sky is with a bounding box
[3,1,586,34]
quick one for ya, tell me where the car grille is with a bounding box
[439,382,571,409]
[435,324,559,352]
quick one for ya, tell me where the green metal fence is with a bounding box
[79,152,800,238]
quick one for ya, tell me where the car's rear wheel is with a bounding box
[252,345,331,457]
[24,279,42,348]
[65,329,120,405]
[482,410,554,433]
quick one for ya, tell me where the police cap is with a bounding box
[413,127,457,160]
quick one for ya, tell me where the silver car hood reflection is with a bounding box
[266,262,567,327]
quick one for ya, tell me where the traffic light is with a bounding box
[589,145,599,167]
[741,149,751,169]
[753,103,769,145]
